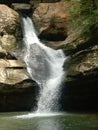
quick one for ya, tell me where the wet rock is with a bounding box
[61,25,98,110]
[0,79,39,112]
[25,43,51,81]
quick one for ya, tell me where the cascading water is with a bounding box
[21,16,66,113]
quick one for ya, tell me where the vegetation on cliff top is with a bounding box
[66,0,98,35]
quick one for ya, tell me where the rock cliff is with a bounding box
[59,0,98,111]
[32,0,98,111]
[33,2,69,41]
[0,4,38,112]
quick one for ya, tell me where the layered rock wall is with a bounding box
[58,1,98,111]
[0,5,38,112]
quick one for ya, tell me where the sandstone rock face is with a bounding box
[33,2,70,41]
[11,3,32,14]
[0,5,39,112]
[0,5,21,55]
[0,5,20,59]
[0,58,39,111]
[61,40,98,111]
[58,1,98,111]
[0,57,39,112]
[0,5,20,36]
[0,60,26,84]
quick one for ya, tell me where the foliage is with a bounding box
[68,0,98,35]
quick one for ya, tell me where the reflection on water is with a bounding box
[35,117,61,130]
[0,112,98,130]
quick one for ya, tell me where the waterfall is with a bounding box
[21,16,66,113]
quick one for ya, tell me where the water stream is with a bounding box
[21,16,66,113]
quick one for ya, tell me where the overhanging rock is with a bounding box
[11,3,32,14]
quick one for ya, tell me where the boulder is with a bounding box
[0,5,21,60]
[0,4,21,57]
[33,2,70,41]
[0,4,20,37]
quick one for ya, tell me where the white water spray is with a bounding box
[21,16,66,113]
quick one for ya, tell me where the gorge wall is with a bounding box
[0,0,98,112]
[0,4,39,111]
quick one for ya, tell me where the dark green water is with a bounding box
[0,112,98,130]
